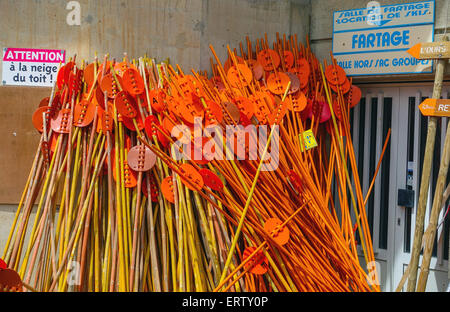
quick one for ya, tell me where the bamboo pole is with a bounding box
[407,36,448,292]
[416,117,450,291]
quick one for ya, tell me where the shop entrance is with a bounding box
[353,84,450,291]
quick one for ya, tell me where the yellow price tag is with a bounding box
[299,129,318,152]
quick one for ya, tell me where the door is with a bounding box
[353,84,450,292]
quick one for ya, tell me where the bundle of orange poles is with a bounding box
[1,33,384,292]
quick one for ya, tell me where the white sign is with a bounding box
[2,48,66,87]
[332,0,435,76]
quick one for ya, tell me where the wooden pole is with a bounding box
[416,115,450,291]
[407,36,448,292]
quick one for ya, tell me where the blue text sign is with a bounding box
[332,0,435,76]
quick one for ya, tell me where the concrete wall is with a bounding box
[0,0,202,72]
[199,0,310,71]
[0,0,310,257]
[0,0,310,74]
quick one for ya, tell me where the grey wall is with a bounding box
[199,0,310,71]
[0,0,310,73]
